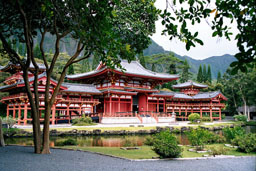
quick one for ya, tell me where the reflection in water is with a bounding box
[5,126,256,147]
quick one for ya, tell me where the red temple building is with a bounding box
[0,60,227,125]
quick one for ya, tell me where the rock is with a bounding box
[93,129,101,135]
[181,126,188,132]
[138,125,144,127]
[120,147,140,150]
[196,150,208,153]
[129,125,135,127]
[188,148,196,152]
[150,129,156,134]
[71,129,78,133]
[203,154,209,157]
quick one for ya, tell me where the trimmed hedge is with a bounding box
[152,131,182,158]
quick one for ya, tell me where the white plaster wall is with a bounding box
[158,117,176,123]
[101,117,141,124]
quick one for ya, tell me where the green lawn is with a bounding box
[57,143,256,159]
[59,146,159,159]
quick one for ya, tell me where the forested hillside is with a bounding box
[7,34,236,79]
[144,39,237,79]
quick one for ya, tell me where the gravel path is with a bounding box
[0,146,255,171]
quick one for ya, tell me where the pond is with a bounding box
[5,126,256,147]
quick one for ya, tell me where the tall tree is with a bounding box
[202,64,207,82]
[92,54,100,70]
[207,64,212,83]
[81,58,91,73]
[0,0,158,154]
[18,43,25,56]
[197,65,203,83]
[34,44,43,60]
[151,63,156,72]
[68,64,74,75]
[180,59,190,83]
[217,71,222,83]
[138,54,146,68]
[161,0,256,72]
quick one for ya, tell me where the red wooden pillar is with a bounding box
[163,99,166,113]
[146,96,148,111]
[130,96,133,112]
[185,107,187,118]
[219,108,222,121]
[79,104,82,116]
[51,104,56,125]
[103,98,106,117]
[110,96,112,116]
[210,108,212,121]
[200,107,202,118]
[24,103,28,125]
[6,104,9,118]
[67,104,70,124]
[13,104,16,119]
[157,98,159,113]
[118,95,120,112]
[18,104,21,125]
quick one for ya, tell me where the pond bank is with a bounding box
[7,121,244,137]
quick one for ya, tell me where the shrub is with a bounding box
[188,113,201,123]
[233,115,247,122]
[206,133,226,144]
[152,130,182,158]
[186,128,214,150]
[201,117,211,122]
[72,116,95,126]
[144,137,154,146]
[209,146,227,156]
[223,126,245,143]
[231,133,256,153]
[56,138,78,146]
[2,117,16,128]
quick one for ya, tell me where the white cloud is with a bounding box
[151,0,239,60]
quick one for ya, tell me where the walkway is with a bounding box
[0,146,255,171]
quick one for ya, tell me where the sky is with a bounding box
[151,1,239,60]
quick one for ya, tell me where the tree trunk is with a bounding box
[23,71,41,153]
[41,105,51,154]
[0,118,5,147]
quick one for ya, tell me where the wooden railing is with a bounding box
[61,98,99,103]
[1,93,63,101]
[166,103,225,107]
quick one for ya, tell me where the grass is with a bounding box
[57,143,256,159]
[246,121,256,126]
[59,146,158,159]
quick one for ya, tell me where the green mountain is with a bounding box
[143,39,237,79]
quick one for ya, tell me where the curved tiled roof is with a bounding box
[0,62,46,72]
[61,83,101,94]
[66,60,179,80]
[173,80,208,89]
[152,91,226,100]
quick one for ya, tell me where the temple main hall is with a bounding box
[0,60,227,125]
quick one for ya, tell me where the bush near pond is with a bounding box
[1,117,16,128]
[223,126,245,143]
[152,130,182,158]
[232,133,256,153]
[56,138,78,146]
[72,116,96,126]
[233,115,247,122]
[186,128,224,150]
[188,113,201,123]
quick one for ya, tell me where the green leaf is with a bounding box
[212,31,218,37]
